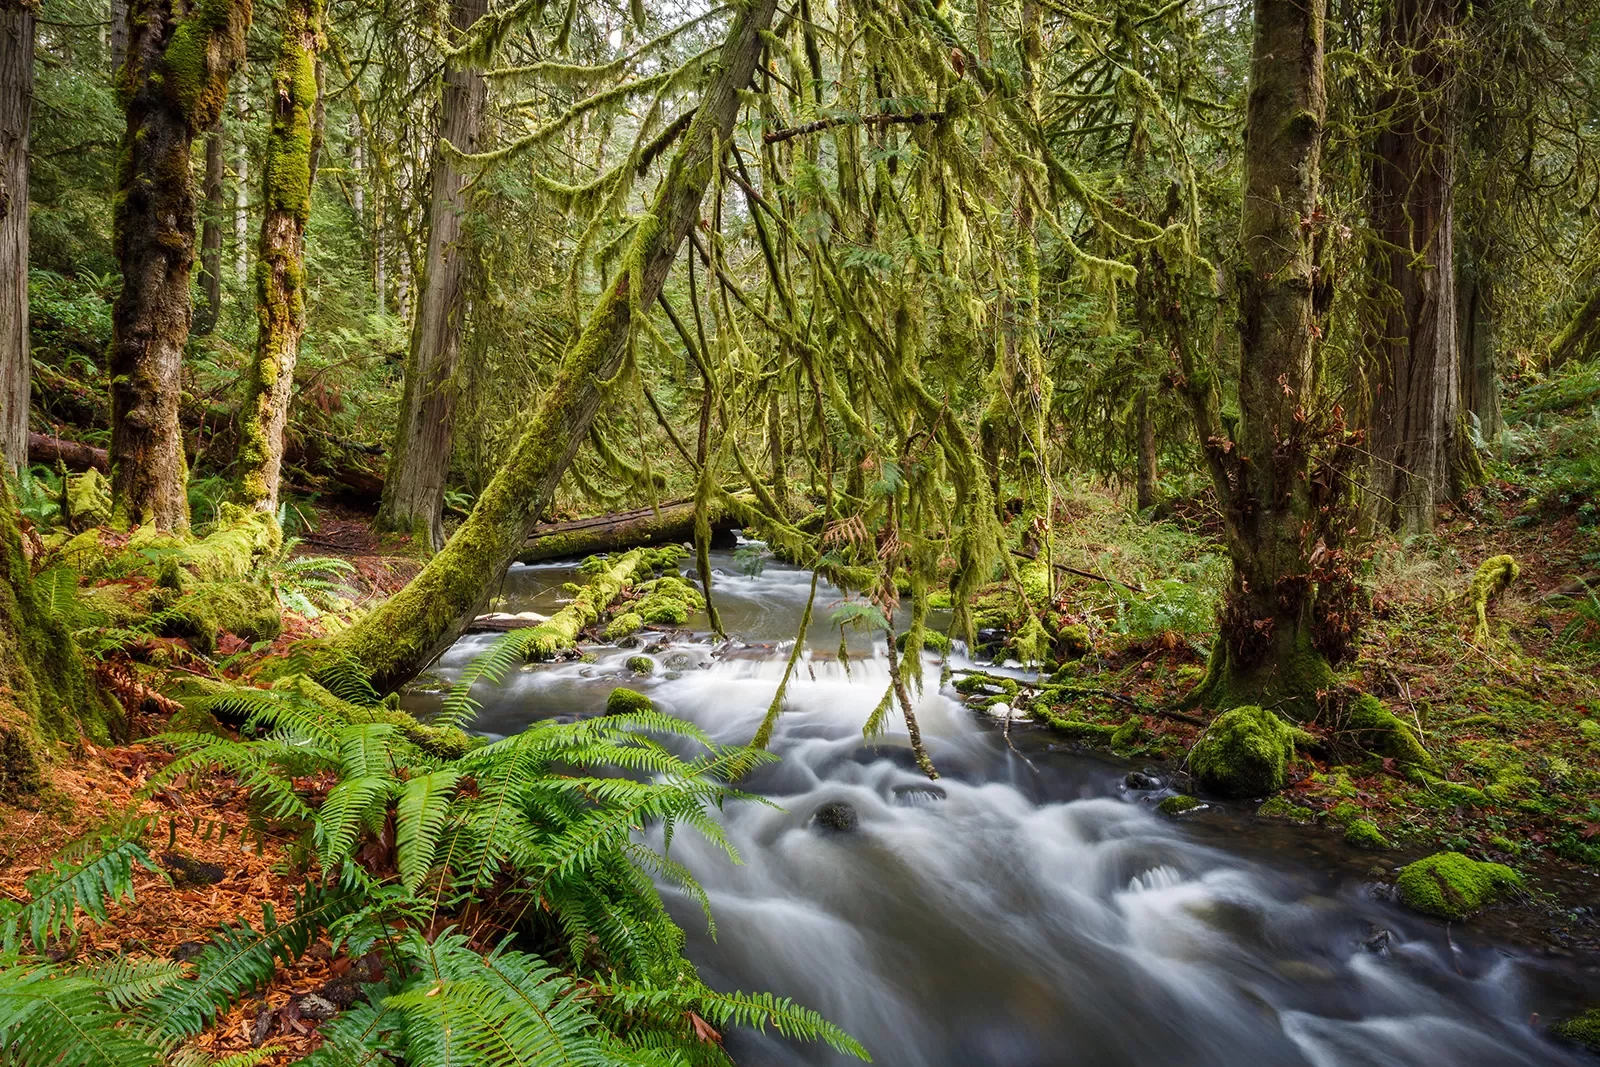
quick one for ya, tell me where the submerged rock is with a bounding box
[811,801,859,832]
[1156,794,1203,816]
[625,655,655,675]
[1395,852,1523,920]
[1124,770,1162,791]
[892,784,947,806]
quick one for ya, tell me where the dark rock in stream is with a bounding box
[811,801,860,832]
[1124,770,1163,791]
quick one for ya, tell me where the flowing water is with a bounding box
[406,546,1598,1067]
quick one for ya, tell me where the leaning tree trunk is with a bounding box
[109,0,251,530]
[1549,286,1600,370]
[334,0,781,692]
[374,0,488,551]
[235,0,321,513]
[194,121,225,335]
[0,0,33,475]
[1185,0,1346,717]
[1366,0,1462,535]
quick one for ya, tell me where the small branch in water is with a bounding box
[885,626,940,780]
[951,669,1208,727]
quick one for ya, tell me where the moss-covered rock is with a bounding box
[625,655,655,675]
[1056,622,1091,659]
[1395,852,1523,920]
[1110,716,1145,752]
[1257,796,1316,821]
[634,575,705,627]
[604,612,644,640]
[1343,819,1389,849]
[896,628,952,656]
[1189,705,1299,798]
[606,687,654,716]
[1550,1009,1600,1053]
[1157,794,1202,815]
[168,581,282,654]
[1344,694,1436,771]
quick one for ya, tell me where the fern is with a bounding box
[3,834,161,952]
[0,957,164,1067]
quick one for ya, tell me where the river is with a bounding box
[405,545,1598,1067]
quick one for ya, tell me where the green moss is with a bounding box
[64,469,113,529]
[1110,716,1145,752]
[1578,719,1600,743]
[1157,794,1202,815]
[1395,852,1523,920]
[1029,702,1118,741]
[1469,555,1519,644]
[1343,819,1389,849]
[1551,1009,1600,1053]
[1345,694,1436,771]
[896,629,953,656]
[1257,796,1316,821]
[1012,615,1051,665]
[1055,622,1091,659]
[606,687,654,717]
[634,574,705,627]
[605,612,644,640]
[168,581,282,654]
[953,671,1019,699]
[625,655,655,675]
[1189,705,1299,798]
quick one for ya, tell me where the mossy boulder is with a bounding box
[1157,794,1202,815]
[1343,819,1389,850]
[1188,705,1299,798]
[895,628,952,656]
[1395,852,1523,920]
[606,687,654,716]
[1257,796,1316,822]
[1344,694,1435,771]
[625,655,655,675]
[635,575,705,627]
[604,612,644,640]
[1550,1009,1600,1053]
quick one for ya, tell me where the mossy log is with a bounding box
[517,498,739,564]
[1469,554,1518,644]
[27,432,109,473]
[518,550,645,657]
[328,0,780,692]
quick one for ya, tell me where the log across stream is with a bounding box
[403,544,1597,1067]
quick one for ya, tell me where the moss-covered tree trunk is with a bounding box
[235,0,321,513]
[1456,247,1499,441]
[1187,0,1344,717]
[0,480,113,799]
[0,0,33,475]
[1550,286,1600,370]
[110,0,251,531]
[333,0,780,691]
[194,122,225,335]
[374,0,487,551]
[1365,0,1463,535]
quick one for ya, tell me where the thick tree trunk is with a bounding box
[194,122,225,335]
[1189,0,1337,716]
[0,0,32,475]
[374,0,488,550]
[333,0,780,692]
[109,0,250,530]
[235,0,320,513]
[1365,0,1461,534]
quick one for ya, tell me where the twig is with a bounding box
[1010,549,1147,593]
[763,111,945,144]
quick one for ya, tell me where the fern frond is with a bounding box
[0,957,164,1067]
[396,769,461,893]
[6,837,161,952]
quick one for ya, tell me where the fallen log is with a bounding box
[28,432,110,473]
[466,611,551,633]
[518,498,740,563]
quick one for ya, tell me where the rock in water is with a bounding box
[892,784,947,806]
[811,801,859,832]
[1124,770,1162,790]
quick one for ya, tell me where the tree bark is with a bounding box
[374,0,488,551]
[234,0,320,513]
[1134,389,1157,511]
[1365,0,1462,535]
[234,94,249,283]
[517,498,742,564]
[109,0,127,75]
[109,0,251,531]
[0,0,32,475]
[333,0,780,692]
[194,121,225,334]
[1457,253,1499,441]
[1549,287,1600,370]
[1186,0,1341,717]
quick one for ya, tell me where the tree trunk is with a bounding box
[374,0,488,551]
[1189,0,1339,716]
[109,0,127,75]
[0,0,32,475]
[1135,389,1157,511]
[1457,254,1499,442]
[517,498,742,564]
[109,0,250,531]
[1365,0,1461,534]
[333,0,780,692]
[1549,287,1600,370]
[234,94,249,283]
[234,0,320,513]
[194,121,225,334]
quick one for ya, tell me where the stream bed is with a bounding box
[404,546,1600,1067]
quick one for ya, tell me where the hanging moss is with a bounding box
[1394,852,1523,920]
